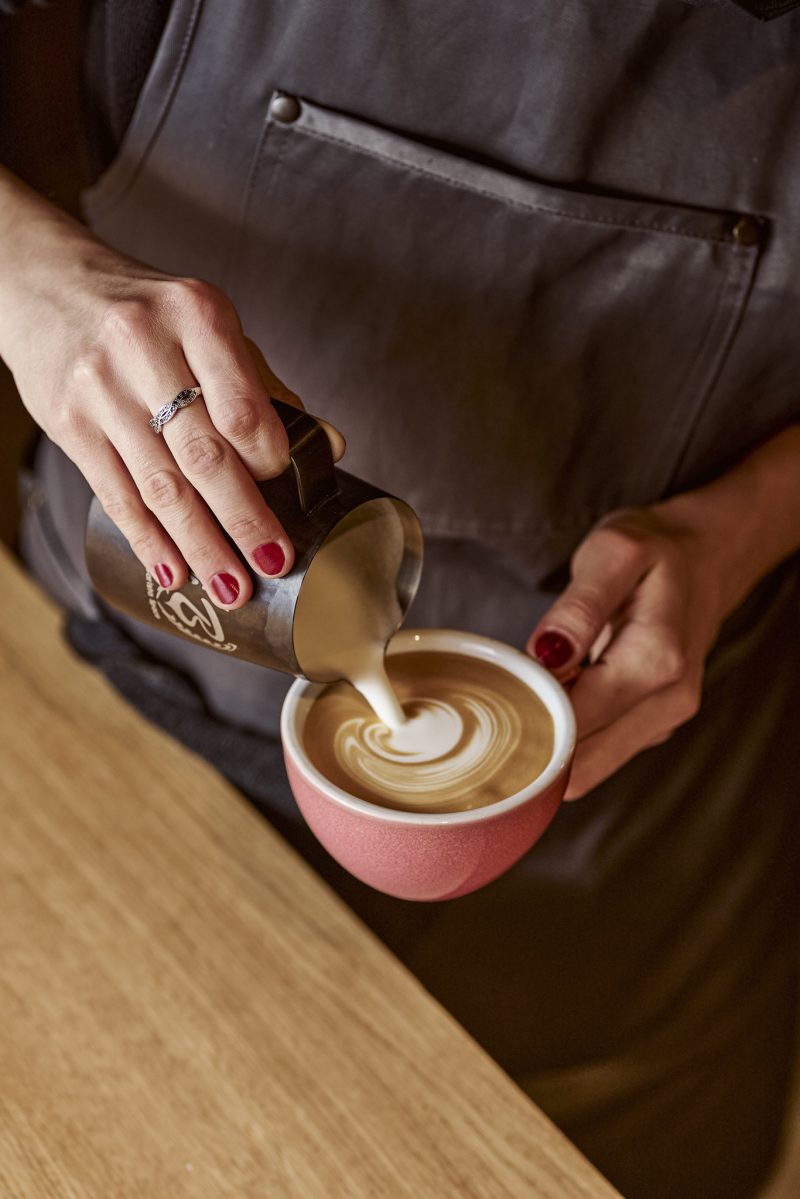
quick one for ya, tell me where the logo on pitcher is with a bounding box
[146,573,238,653]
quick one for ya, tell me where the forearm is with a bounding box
[658,424,800,616]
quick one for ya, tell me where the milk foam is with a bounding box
[303,651,556,813]
[333,689,515,803]
[382,702,463,758]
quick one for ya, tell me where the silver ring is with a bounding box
[149,387,202,434]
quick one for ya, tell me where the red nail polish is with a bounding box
[211,572,240,605]
[534,630,574,670]
[253,541,286,576]
[154,563,173,589]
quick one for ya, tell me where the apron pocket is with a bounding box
[232,91,762,561]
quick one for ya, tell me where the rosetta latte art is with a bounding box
[303,651,555,813]
[336,691,521,805]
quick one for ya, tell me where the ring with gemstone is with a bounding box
[149,387,202,434]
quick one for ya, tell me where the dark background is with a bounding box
[0,0,86,545]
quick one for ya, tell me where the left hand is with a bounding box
[526,503,733,800]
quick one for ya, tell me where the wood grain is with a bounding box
[0,546,620,1198]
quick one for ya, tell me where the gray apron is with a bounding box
[20,3,800,1195]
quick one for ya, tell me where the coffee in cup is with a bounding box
[281,629,576,901]
[302,650,554,813]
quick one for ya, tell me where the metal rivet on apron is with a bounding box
[269,94,302,124]
[732,216,762,247]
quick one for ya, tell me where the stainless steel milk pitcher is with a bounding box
[84,400,423,678]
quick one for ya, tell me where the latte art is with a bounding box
[303,652,554,813]
[336,692,516,801]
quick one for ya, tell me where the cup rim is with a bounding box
[280,628,576,826]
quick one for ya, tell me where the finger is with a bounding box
[162,399,295,581]
[567,564,688,739]
[71,435,188,590]
[178,310,291,480]
[564,681,700,800]
[526,522,654,677]
[244,336,301,407]
[110,417,255,609]
[107,396,256,610]
[156,385,295,580]
[245,336,347,462]
[112,341,295,587]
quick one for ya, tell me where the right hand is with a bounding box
[0,182,344,609]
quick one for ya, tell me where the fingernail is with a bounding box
[154,563,173,589]
[534,631,575,670]
[253,541,286,576]
[210,572,240,605]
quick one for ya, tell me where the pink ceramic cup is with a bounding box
[280,629,576,901]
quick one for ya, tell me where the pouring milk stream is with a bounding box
[292,503,464,762]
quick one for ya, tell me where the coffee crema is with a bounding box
[302,651,554,813]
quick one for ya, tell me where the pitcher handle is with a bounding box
[270,398,340,515]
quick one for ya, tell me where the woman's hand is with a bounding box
[0,167,344,609]
[527,428,800,799]
[527,506,725,798]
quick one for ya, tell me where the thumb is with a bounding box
[527,525,651,676]
[244,336,346,462]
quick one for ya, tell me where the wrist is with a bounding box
[655,426,800,618]
[0,167,80,263]
[0,167,105,366]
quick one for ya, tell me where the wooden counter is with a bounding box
[0,546,619,1198]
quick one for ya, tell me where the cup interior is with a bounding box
[280,628,576,825]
